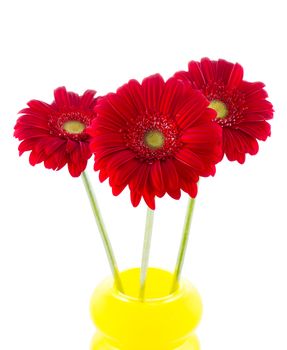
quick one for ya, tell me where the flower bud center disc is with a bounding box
[145,130,165,149]
[209,99,228,119]
[63,120,86,134]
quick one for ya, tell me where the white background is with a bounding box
[0,0,286,349]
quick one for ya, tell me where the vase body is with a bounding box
[90,268,202,350]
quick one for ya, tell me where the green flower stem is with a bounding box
[171,197,196,292]
[81,171,123,293]
[139,207,154,301]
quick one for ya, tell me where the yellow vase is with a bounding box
[90,268,202,350]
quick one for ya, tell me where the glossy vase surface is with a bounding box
[90,268,202,350]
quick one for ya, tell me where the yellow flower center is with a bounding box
[145,130,165,149]
[62,120,86,134]
[208,100,228,119]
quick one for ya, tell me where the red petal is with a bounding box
[143,196,155,210]
[130,190,142,208]
[173,70,193,85]
[142,74,165,113]
[239,81,266,96]
[99,169,109,182]
[159,78,184,115]
[106,150,136,171]
[109,158,140,187]
[54,87,69,109]
[15,115,49,130]
[80,90,97,108]
[112,182,127,196]
[245,99,274,114]
[227,63,244,90]
[162,159,180,197]
[18,138,38,155]
[124,79,145,113]
[26,100,54,114]
[176,148,206,174]
[176,92,210,129]
[187,61,206,88]
[67,91,80,107]
[129,164,152,208]
[215,59,234,84]
[105,93,135,122]
[29,149,46,166]
[43,141,68,170]
[200,58,216,84]
[150,161,165,196]
[223,128,259,163]
[237,121,271,141]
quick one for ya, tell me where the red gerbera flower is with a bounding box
[88,74,222,209]
[14,87,98,177]
[174,58,274,164]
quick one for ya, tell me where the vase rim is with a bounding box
[111,267,183,303]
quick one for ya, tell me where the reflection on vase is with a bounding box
[90,268,202,350]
